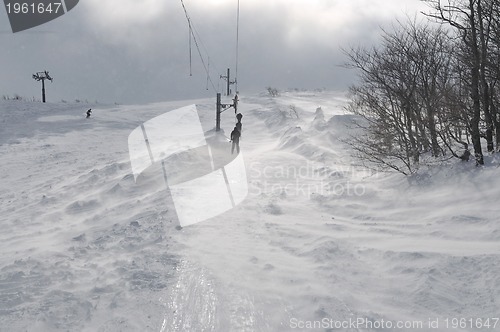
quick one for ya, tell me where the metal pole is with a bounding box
[216,93,221,131]
[41,79,46,103]
[226,68,230,96]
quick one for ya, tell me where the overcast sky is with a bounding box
[0,0,429,104]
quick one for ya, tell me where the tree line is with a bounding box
[344,0,500,174]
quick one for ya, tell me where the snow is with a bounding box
[0,91,499,331]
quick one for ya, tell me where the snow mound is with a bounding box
[250,104,301,130]
[310,106,327,131]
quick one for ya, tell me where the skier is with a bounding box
[86,109,92,118]
[233,93,239,114]
[236,113,243,134]
[236,112,243,123]
[230,126,241,154]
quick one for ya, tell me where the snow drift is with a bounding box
[0,91,499,331]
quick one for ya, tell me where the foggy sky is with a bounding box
[0,0,428,104]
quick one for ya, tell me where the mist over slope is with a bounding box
[0,92,499,331]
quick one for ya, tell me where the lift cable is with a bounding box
[180,0,218,92]
[235,0,240,92]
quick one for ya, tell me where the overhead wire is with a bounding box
[235,0,240,93]
[188,23,192,76]
[206,57,210,90]
[189,22,224,93]
[190,22,222,76]
[180,0,218,93]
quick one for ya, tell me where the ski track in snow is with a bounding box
[1,92,499,331]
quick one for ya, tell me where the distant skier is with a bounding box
[86,109,92,118]
[236,121,242,134]
[230,126,241,154]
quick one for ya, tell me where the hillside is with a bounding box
[0,92,499,331]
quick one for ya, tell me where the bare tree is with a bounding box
[421,0,500,163]
[344,19,457,174]
[486,0,500,151]
[344,1,500,172]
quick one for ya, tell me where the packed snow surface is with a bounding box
[0,91,499,331]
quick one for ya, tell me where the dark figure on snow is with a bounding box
[230,126,241,154]
[86,109,92,118]
[236,113,243,134]
[233,93,239,114]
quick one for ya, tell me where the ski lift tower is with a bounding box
[220,68,236,96]
[215,92,239,132]
[32,71,53,103]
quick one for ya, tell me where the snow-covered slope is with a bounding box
[0,92,499,331]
